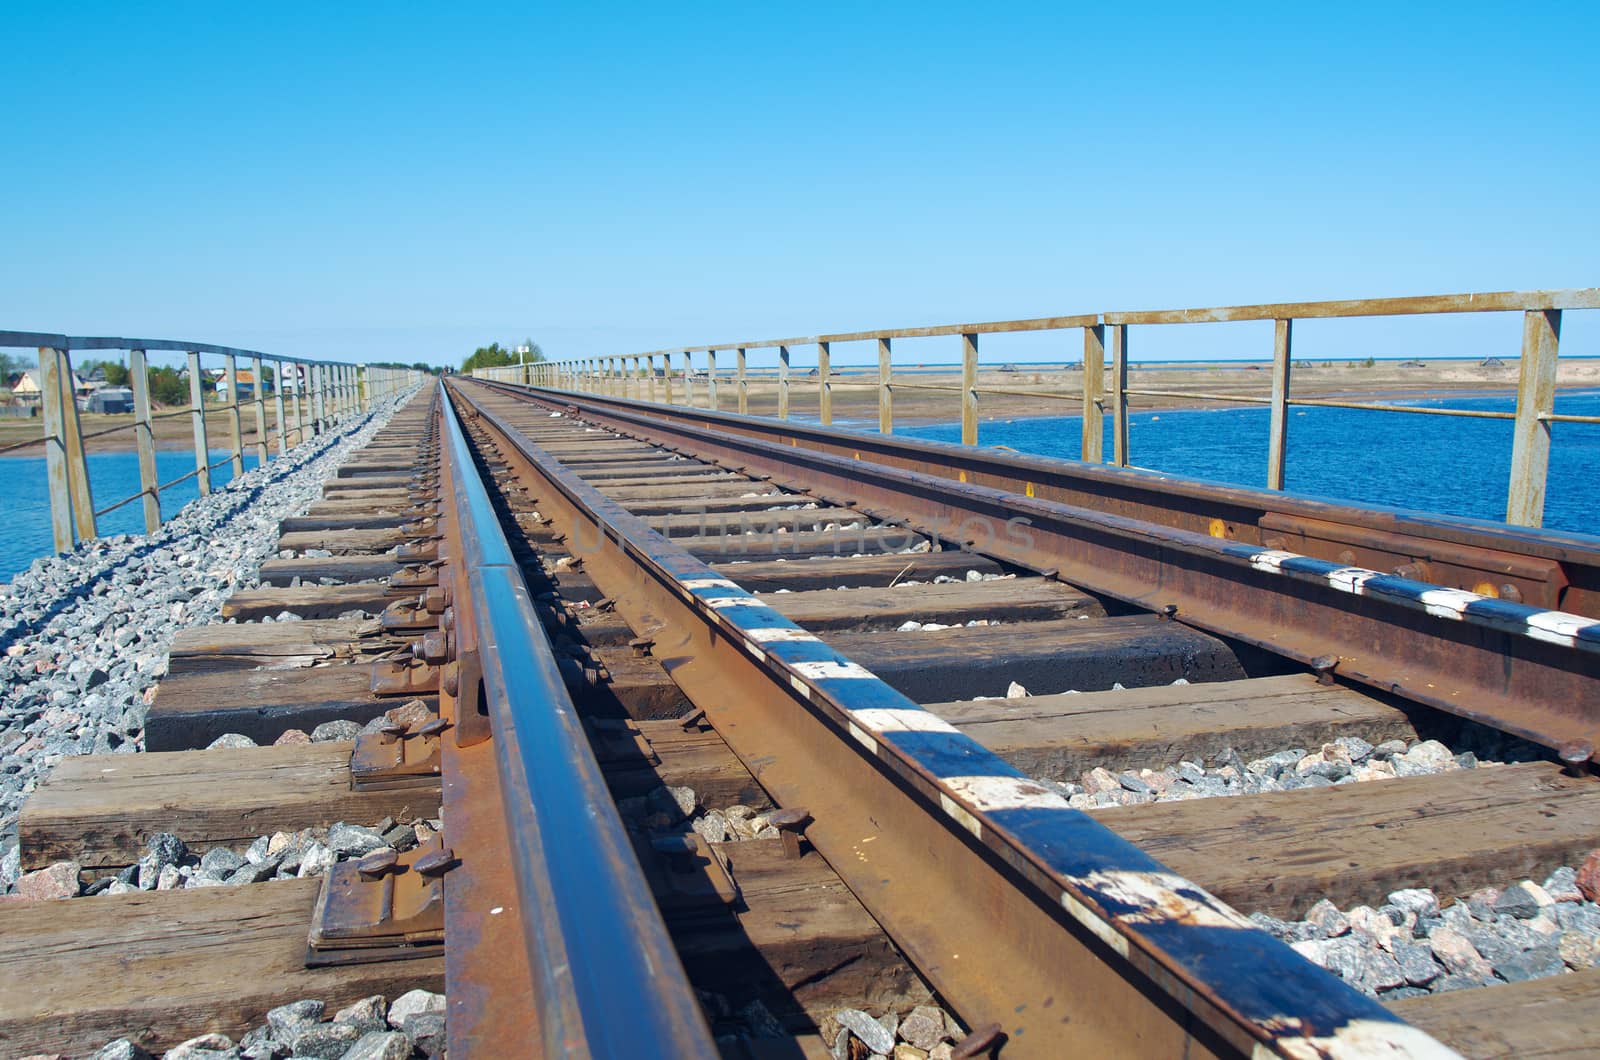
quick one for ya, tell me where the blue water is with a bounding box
[3,393,1595,580]
[895,391,1600,536]
[0,449,261,580]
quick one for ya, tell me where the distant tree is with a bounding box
[149,366,188,406]
[461,340,544,374]
[462,343,515,374]
[78,358,131,386]
[0,351,23,380]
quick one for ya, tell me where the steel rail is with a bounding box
[447,379,1459,1059]
[435,389,716,1057]
[490,380,1600,617]
[480,380,1600,761]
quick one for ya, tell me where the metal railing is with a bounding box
[480,288,1600,528]
[1,331,423,554]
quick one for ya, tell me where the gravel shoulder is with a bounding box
[0,391,415,891]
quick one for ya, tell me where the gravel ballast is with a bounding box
[0,390,416,893]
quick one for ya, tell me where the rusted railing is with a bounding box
[481,289,1599,528]
[2,331,423,554]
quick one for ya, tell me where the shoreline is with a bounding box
[848,382,1600,430]
[5,381,1596,453]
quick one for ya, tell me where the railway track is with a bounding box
[3,375,1599,1058]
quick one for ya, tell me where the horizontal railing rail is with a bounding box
[485,288,1599,528]
[2,332,423,557]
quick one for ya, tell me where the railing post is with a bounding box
[188,350,212,495]
[129,349,161,532]
[38,347,80,551]
[252,356,269,464]
[56,348,97,542]
[878,337,892,434]
[648,356,658,403]
[707,349,719,411]
[1506,309,1562,526]
[818,342,832,425]
[1081,325,1106,461]
[778,345,790,420]
[737,348,748,415]
[274,361,289,456]
[291,362,306,445]
[1267,318,1293,491]
[663,355,674,405]
[960,332,978,445]
[681,352,693,407]
[360,364,370,412]
[224,354,245,478]
[314,363,328,433]
[1111,324,1130,468]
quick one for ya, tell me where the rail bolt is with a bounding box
[423,586,449,613]
[951,1023,1006,1059]
[414,847,459,878]
[416,716,453,738]
[1560,741,1594,775]
[764,807,812,859]
[414,630,452,665]
[356,848,400,880]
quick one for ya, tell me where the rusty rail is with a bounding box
[448,376,1460,1059]
[434,385,716,1055]
[483,288,1600,528]
[474,377,1600,762]
[474,376,1600,619]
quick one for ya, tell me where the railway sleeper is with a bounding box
[0,879,445,1058]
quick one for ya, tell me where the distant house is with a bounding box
[1399,359,1427,368]
[207,366,264,398]
[1480,357,1507,370]
[87,387,135,414]
[12,370,43,403]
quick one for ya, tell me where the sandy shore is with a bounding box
[709,359,1600,427]
[0,405,306,457]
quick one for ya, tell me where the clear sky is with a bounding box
[2,2,1596,368]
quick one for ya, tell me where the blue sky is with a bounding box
[1,3,1596,368]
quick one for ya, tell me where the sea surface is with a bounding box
[892,390,1600,536]
[2,391,1595,581]
[0,449,260,581]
